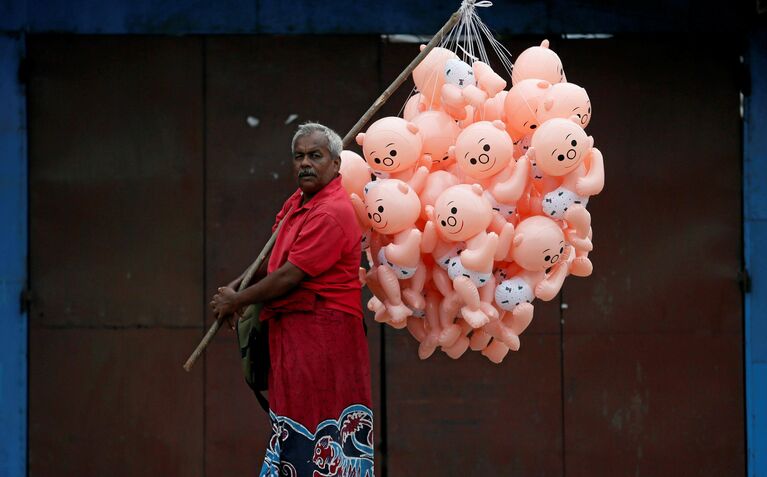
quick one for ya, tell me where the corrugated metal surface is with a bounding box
[27,36,206,475]
[25,34,748,476]
[559,37,745,475]
[27,36,204,328]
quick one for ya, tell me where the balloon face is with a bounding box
[364,179,421,236]
[511,39,566,86]
[454,121,514,180]
[531,118,591,177]
[433,184,492,242]
[504,79,552,139]
[339,150,372,199]
[537,82,592,128]
[412,47,458,107]
[444,59,476,89]
[512,216,566,271]
[411,110,461,169]
[357,117,423,175]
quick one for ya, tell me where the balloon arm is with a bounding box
[494,223,515,261]
[407,166,430,194]
[384,229,422,266]
[576,147,605,196]
[491,155,530,202]
[350,193,370,228]
[340,10,462,148]
[461,232,498,271]
[535,260,568,301]
[421,221,438,253]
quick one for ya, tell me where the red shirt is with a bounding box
[264,175,362,318]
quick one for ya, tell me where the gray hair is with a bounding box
[291,122,343,159]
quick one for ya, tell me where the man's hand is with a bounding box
[210,286,241,324]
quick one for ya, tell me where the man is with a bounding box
[210,123,374,477]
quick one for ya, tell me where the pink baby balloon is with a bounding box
[529,117,604,246]
[504,79,552,141]
[511,39,566,86]
[453,120,514,181]
[432,184,493,243]
[339,150,372,199]
[364,179,425,324]
[537,82,592,128]
[419,169,460,220]
[412,46,458,108]
[356,116,428,193]
[411,110,461,170]
[403,93,428,121]
[474,90,507,123]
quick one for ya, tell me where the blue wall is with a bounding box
[746,24,767,477]
[0,33,27,477]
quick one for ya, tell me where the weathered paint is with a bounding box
[0,33,27,477]
[745,25,767,477]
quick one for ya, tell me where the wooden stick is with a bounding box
[184,6,463,372]
[341,10,461,148]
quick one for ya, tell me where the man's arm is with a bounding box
[211,261,306,318]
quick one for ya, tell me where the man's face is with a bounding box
[293,132,340,198]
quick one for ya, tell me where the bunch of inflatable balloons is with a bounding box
[340,40,604,363]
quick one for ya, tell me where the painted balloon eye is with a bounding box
[530,124,537,129]
[571,140,577,146]
[588,107,591,113]
[374,158,381,164]
[450,207,458,214]
[367,213,372,218]
[377,205,384,213]
[442,156,449,161]
[441,220,447,227]
[470,158,477,165]
[390,150,397,157]
[560,247,564,253]
[544,255,551,262]
[557,154,565,161]
[483,144,490,152]
[576,114,582,118]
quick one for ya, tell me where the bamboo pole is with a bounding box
[183,220,284,372]
[341,10,460,147]
[184,7,462,372]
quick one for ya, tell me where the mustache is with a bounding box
[298,170,316,178]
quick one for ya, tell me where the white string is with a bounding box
[399,0,516,116]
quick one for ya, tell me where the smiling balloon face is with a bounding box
[504,79,552,140]
[536,82,592,128]
[531,118,591,177]
[512,216,566,271]
[511,39,566,86]
[454,120,514,180]
[356,117,423,175]
[433,184,493,242]
[364,179,421,236]
[411,110,461,170]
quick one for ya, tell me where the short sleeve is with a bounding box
[288,212,347,277]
